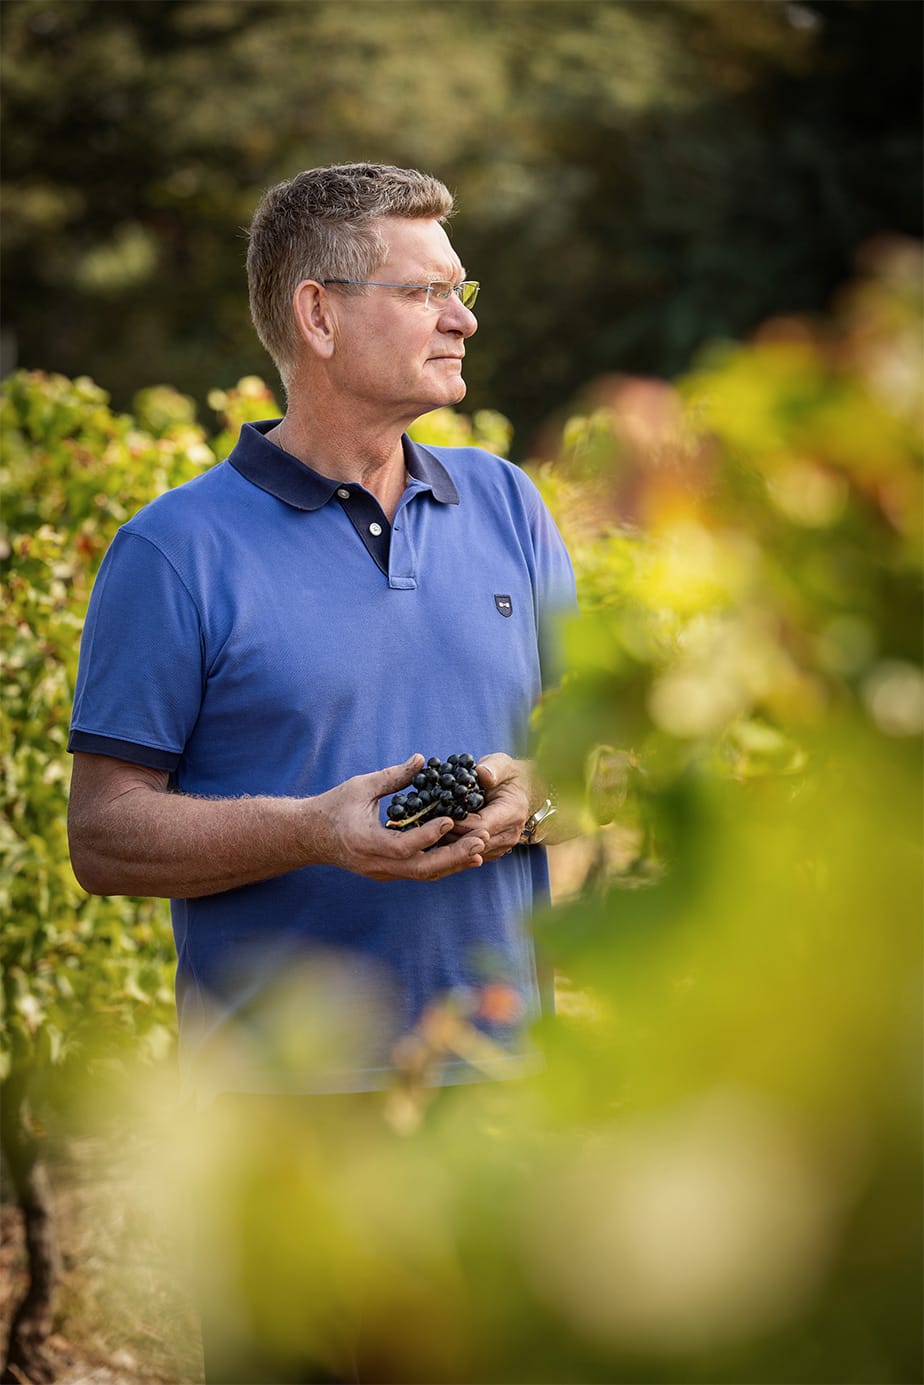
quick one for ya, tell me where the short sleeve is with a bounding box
[68,528,205,771]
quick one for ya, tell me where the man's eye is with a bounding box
[428,284,453,301]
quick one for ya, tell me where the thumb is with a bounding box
[476,754,504,789]
[365,753,425,801]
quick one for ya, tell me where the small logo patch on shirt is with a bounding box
[494,594,513,617]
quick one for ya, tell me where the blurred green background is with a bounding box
[2,0,921,454]
[2,3,922,1382]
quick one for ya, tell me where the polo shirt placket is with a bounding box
[228,425,461,587]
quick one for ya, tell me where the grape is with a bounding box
[385,753,484,832]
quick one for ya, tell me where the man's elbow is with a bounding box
[67,808,125,896]
[68,834,118,896]
[68,754,172,895]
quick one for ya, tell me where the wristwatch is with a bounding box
[518,796,557,847]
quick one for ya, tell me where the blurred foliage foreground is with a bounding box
[1,241,922,1383]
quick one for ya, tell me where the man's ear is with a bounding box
[293,280,337,360]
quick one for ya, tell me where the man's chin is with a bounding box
[410,381,467,423]
[425,382,467,410]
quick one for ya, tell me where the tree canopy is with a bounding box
[2,0,921,453]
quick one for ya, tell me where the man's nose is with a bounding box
[440,296,478,337]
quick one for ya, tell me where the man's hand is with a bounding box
[313,754,488,881]
[447,753,533,862]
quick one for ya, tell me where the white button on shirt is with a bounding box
[369,522,383,537]
[336,487,350,500]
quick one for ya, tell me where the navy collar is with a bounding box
[228,419,460,511]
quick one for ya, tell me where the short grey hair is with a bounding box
[246,162,455,385]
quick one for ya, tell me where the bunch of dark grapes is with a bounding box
[385,754,485,830]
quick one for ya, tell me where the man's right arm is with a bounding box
[67,751,487,899]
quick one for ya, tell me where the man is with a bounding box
[67,162,576,1378]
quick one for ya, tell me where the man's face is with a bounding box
[327,217,477,425]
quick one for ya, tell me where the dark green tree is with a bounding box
[2,0,921,452]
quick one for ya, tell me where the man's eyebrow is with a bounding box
[420,265,466,282]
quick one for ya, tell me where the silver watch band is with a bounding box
[518,796,557,846]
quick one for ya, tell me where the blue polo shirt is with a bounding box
[69,421,576,1095]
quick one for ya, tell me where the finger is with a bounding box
[482,842,519,862]
[406,814,458,851]
[482,832,521,859]
[467,803,524,843]
[443,816,487,841]
[369,823,485,879]
[361,754,426,802]
[479,810,525,854]
[443,811,521,864]
[476,754,510,791]
[449,816,518,863]
[408,833,486,881]
[420,819,489,858]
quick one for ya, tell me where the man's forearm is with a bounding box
[69,779,332,899]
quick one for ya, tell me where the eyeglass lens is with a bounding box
[428,282,479,310]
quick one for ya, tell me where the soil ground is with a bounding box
[1,1128,203,1385]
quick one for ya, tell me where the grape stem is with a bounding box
[385,801,447,830]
